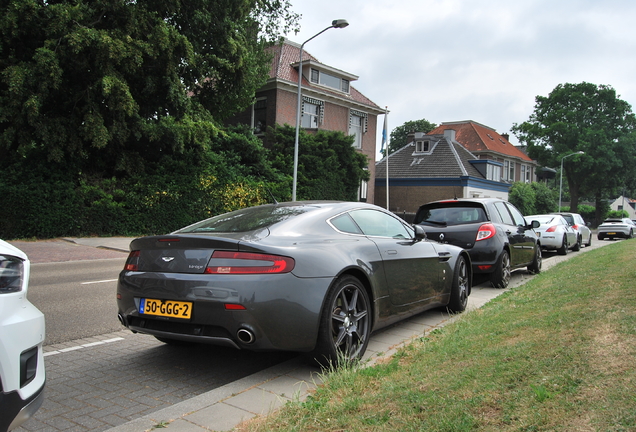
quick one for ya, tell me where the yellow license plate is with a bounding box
[607,232,617,235]
[139,298,192,319]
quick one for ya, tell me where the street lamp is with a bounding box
[292,19,349,202]
[558,151,584,211]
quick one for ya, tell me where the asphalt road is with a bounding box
[29,258,127,345]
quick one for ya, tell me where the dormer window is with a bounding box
[415,140,431,153]
[310,68,350,93]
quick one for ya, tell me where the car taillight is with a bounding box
[571,224,579,230]
[476,223,496,241]
[124,250,140,271]
[0,255,24,294]
[205,251,295,274]
[546,226,557,232]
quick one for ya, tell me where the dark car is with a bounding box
[414,198,541,288]
[117,201,471,365]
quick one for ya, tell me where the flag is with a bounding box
[381,108,388,153]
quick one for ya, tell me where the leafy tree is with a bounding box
[386,118,437,156]
[0,0,299,176]
[512,83,636,221]
[532,182,557,214]
[508,182,536,216]
[268,125,370,201]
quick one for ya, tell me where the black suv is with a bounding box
[414,198,541,288]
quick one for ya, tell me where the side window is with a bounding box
[349,209,412,239]
[493,202,514,225]
[506,203,527,227]
[330,213,363,234]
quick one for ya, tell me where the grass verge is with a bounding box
[237,240,636,431]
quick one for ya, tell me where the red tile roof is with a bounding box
[265,40,381,110]
[428,121,534,162]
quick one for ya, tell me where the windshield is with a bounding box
[176,205,313,233]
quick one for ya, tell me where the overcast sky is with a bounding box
[285,0,636,161]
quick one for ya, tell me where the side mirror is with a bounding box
[531,220,540,229]
[413,224,427,241]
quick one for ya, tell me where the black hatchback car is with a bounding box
[414,198,541,288]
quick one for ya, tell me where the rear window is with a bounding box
[416,205,487,226]
[176,205,314,233]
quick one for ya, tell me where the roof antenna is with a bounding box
[265,185,279,204]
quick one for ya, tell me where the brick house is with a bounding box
[428,121,538,184]
[226,39,384,202]
[375,129,510,213]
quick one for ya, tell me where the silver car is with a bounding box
[597,218,635,240]
[552,212,593,248]
[527,214,578,255]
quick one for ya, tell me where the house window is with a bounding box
[301,97,323,128]
[415,140,430,153]
[521,165,526,183]
[486,164,501,181]
[310,68,350,93]
[349,110,368,149]
[503,161,509,180]
[359,179,368,202]
[508,161,515,181]
[349,114,363,148]
[252,98,267,134]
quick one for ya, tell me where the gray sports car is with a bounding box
[117,201,471,364]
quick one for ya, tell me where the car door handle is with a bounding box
[386,250,397,255]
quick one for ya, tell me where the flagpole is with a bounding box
[381,107,389,210]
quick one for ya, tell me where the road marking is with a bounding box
[44,337,124,357]
[81,279,118,285]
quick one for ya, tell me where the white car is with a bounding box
[552,212,593,248]
[597,218,636,240]
[527,214,578,255]
[0,240,45,431]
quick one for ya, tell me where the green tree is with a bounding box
[508,182,536,216]
[386,118,437,156]
[532,181,558,214]
[268,125,370,201]
[0,0,299,176]
[512,83,636,219]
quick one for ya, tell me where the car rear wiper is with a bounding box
[420,220,447,226]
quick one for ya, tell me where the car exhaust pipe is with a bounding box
[117,313,126,327]
[237,328,255,344]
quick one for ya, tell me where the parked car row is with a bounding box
[117,198,612,365]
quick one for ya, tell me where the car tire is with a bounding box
[528,245,542,274]
[629,230,634,239]
[572,235,581,251]
[557,235,569,255]
[585,235,592,247]
[447,255,469,313]
[490,250,511,289]
[598,234,604,241]
[310,275,371,367]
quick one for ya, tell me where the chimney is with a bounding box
[443,129,456,142]
[501,133,509,142]
[406,131,416,144]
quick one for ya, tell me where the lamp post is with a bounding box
[558,151,584,211]
[292,19,349,202]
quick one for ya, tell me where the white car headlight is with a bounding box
[0,254,24,294]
